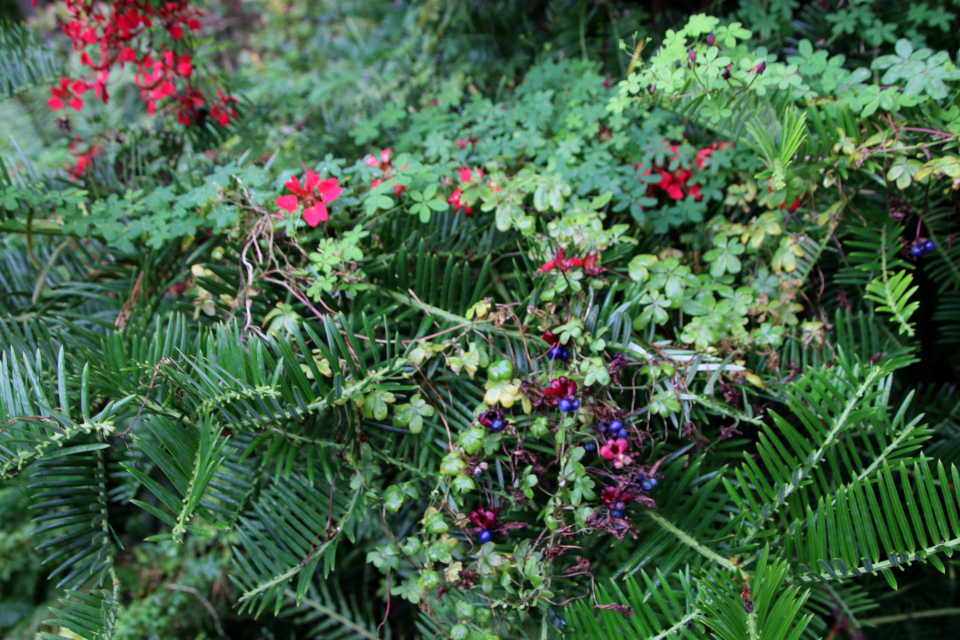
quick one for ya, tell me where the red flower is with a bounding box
[169,25,184,40]
[448,187,464,213]
[599,438,632,469]
[276,170,342,227]
[366,148,391,169]
[543,376,577,398]
[48,77,90,112]
[538,247,568,273]
[581,251,604,276]
[601,486,635,506]
[469,506,501,529]
[689,184,703,202]
[666,183,684,200]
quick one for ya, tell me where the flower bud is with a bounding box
[706,33,716,47]
[688,47,697,64]
[752,61,766,75]
[721,65,731,80]
[649,83,656,95]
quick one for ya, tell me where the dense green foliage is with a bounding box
[4,1,960,639]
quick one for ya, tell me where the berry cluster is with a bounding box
[601,486,634,519]
[597,419,628,440]
[478,408,506,433]
[469,506,500,544]
[910,239,936,258]
[543,328,569,361]
[543,376,579,412]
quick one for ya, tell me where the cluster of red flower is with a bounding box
[66,141,101,177]
[537,247,603,276]
[41,0,237,127]
[638,140,732,203]
[366,149,406,196]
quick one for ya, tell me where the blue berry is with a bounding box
[642,479,655,491]
[617,428,628,439]
[925,240,936,253]
[584,443,596,453]
[613,501,625,511]
[911,244,924,257]
[547,345,564,360]
[597,422,608,434]
[490,418,505,432]
[558,398,573,412]
[608,420,623,431]
[571,399,581,410]
[648,478,657,488]
[560,348,570,361]
[478,529,493,544]
[474,469,483,477]
[610,509,624,519]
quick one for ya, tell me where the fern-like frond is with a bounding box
[0,346,133,479]
[725,354,931,542]
[787,459,960,589]
[566,568,701,640]
[38,589,120,640]
[0,21,60,99]
[231,473,362,616]
[698,548,811,640]
[29,448,115,591]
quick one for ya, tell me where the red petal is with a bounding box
[317,178,342,203]
[276,195,299,212]
[69,97,84,111]
[284,175,304,195]
[459,167,472,183]
[47,96,65,111]
[599,445,615,460]
[303,170,321,193]
[303,203,328,227]
[380,148,391,164]
[169,25,184,40]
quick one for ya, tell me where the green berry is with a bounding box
[450,623,470,640]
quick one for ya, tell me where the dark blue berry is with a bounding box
[642,479,654,491]
[610,509,624,519]
[597,422,608,434]
[547,345,564,360]
[617,428,628,439]
[911,244,924,257]
[584,442,596,452]
[474,469,483,477]
[558,398,573,412]
[490,418,505,432]
[925,240,936,253]
[571,399,581,410]
[608,420,622,431]
[478,529,493,544]
[613,501,625,511]
[560,348,569,361]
